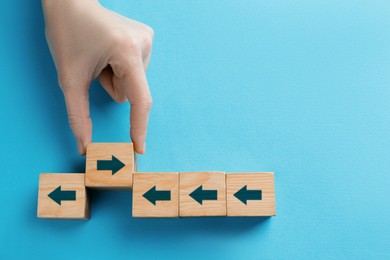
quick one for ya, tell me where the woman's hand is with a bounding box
[42,0,154,155]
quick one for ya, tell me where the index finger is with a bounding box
[114,57,152,154]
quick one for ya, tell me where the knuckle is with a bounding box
[135,95,153,110]
[67,114,92,135]
[57,69,72,90]
[112,30,140,53]
[58,70,88,97]
[111,26,154,54]
[140,26,154,52]
[141,32,153,52]
[130,127,147,139]
[144,25,154,39]
[143,25,154,38]
[58,67,87,90]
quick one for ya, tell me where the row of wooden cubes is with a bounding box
[133,171,276,217]
[37,143,276,219]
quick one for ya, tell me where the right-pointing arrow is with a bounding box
[234,185,262,205]
[97,155,125,175]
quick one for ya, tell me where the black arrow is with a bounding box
[48,186,76,205]
[189,185,218,205]
[143,186,171,205]
[234,185,262,204]
[97,155,125,175]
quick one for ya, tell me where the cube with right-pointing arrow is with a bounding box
[85,143,136,189]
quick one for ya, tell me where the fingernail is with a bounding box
[142,142,146,154]
[137,142,146,154]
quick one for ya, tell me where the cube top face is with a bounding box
[179,172,226,217]
[85,143,135,188]
[132,172,179,218]
[226,172,276,216]
[37,173,89,219]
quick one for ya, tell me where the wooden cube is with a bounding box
[132,172,179,217]
[85,143,136,189]
[179,172,226,217]
[226,172,276,216]
[37,173,89,219]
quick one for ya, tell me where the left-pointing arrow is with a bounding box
[143,186,171,205]
[97,155,125,175]
[234,185,262,205]
[189,185,218,205]
[48,186,76,205]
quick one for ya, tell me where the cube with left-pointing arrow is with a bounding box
[179,171,226,217]
[85,143,136,189]
[132,172,179,217]
[37,173,90,219]
[226,172,276,217]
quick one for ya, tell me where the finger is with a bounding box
[112,57,152,154]
[98,66,128,103]
[60,80,92,155]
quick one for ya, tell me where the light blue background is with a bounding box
[1,0,389,259]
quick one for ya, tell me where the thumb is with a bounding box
[60,81,92,155]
